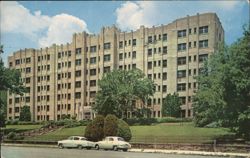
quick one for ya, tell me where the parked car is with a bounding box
[95,136,131,151]
[58,136,95,149]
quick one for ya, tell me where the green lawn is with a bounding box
[24,123,233,143]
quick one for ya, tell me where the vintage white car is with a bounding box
[58,136,95,149]
[95,136,131,151]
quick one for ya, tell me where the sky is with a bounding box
[0,1,249,64]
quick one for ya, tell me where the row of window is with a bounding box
[177,26,208,38]
[148,47,168,56]
[177,82,197,91]
[119,39,137,48]
[37,115,50,121]
[148,34,168,44]
[118,64,136,70]
[119,51,136,60]
[38,75,50,82]
[57,104,71,111]
[38,54,50,62]
[148,60,167,69]
[9,96,30,104]
[38,65,50,71]
[148,72,167,80]
[177,54,208,65]
[37,85,50,92]
[37,105,50,112]
[37,95,50,102]
[178,40,208,51]
[12,57,32,66]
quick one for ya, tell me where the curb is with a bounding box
[2,143,250,157]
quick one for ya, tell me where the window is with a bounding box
[9,62,13,67]
[163,46,167,54]
[148,62,152,69]
[90,69,96,76]
[47,65,50,71]
[148,49,152,56]
[163,33,167,41]
[47,85,50,91]
[194,41,197,47]
[16,59,20,65]
[75,59,81,66]
[25,77,31,83]
[199,40,208,48]
[177,70,186,78]
[75,70,81,77]
[180,97,186,104]
[158,60,161,66]
[178,30,186,37]
[58,52,61,58]
[75,81,81,88]
[58,63,61,69]
[199,26,208,34]
[76,48,82,55]
[26,67,31,73]
[178,43,187,51]
[163,85,167,93]
[194,27,197,34]
[26,57,31,63]
[104,54,111,62]
[177,57,186,65]
[15,97,20,103]
[47,105,50,111]
[132,51,136,59]
[67,93,71,99]
[104,42,111,50]
[90,46,97,52]
[90,80,96,87]
[148,36,152,43]
[189,42,192,48]
[163,72,167,80]
[119,53,123,60]
[68,51,71,57]
[199,54,208,62]
[104,66,110,73]
[132,64,136,69]
[15,107,19,113]
[119,41,123,48]
[177,83,186,91]
[148,74,152,79]
[194,55,197,62]
[194,69,197,75]
[189,28,192,34]
[75,92,81,99]
[47,95,50,101]
[25,97,30,102]
[90,57,96,64]
[132,39,136,46]
[90,91,96,98]
[67,104,71,110]
[68,83,71,89]
[9,99,12,104]
[163,60,167,67]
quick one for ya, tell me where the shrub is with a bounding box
[126,118,157,126]
[6,132,24,140]
[157,117,192,123]
[104,114,118,137]
[117,119,132,141]
[79,120,91,126]
[84,115,104,141]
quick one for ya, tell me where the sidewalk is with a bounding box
[2,143,250,157]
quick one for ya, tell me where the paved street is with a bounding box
[1,146,226,158]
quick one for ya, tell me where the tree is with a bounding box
[19,105,31,121]
[161,93,181,117]
[117,119,132,141]
[0,45,26,127]
[84,115,104,141]
[194,26,250,139]
[104,114,118,137]
[94,69,155,118]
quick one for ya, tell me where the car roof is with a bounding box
[70,136,87,139]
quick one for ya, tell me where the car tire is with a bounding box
[123,149,128,152]
[78,145,83,150]
[58,143,64,149]
[95,145,99,150]
[113,146,118,151]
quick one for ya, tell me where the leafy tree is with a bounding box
[19,105,31,121]
[117,119,132,141]
[0,45,26,127]
[162,93,181,117]
[94,69,155,118]
[104,114,118,137]
[194,26,250,139]
[84,115,104,141]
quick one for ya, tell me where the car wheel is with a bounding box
[58,143,64,149]
[78,145,83,150]
[123,149,128,152]
[113,146,118,151]
[95,145,99,150]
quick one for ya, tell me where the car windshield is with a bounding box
[80,138,86,140]
[118,138,124,141]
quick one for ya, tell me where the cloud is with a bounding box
[116,1,244,31]
[0,1,89,48]
[0,1,51,38]
[116,1,157,31]
[38,14,88,47]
